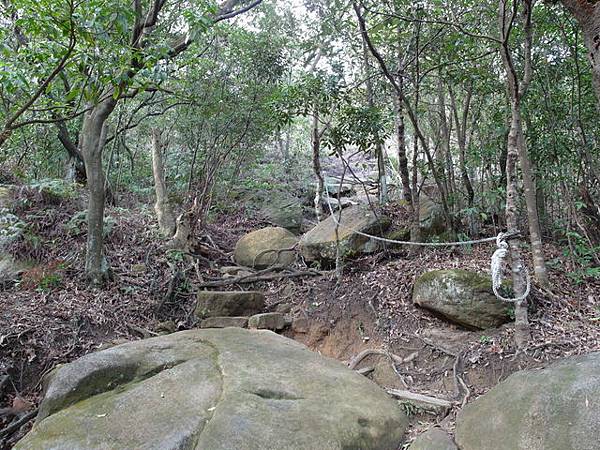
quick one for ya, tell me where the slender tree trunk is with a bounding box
[80,98,116,285]
[151,128,176,237]
[560,0,600,105]
[516,118,549,286]
[506,106,531,348]
[449,84,475,209]
[395,7,411,205]
[437,79,453,208]
[499,0,549,288]
[394,94,411,204]
[312,112,325,221]
[56,120,86,182]
[360,31,387,204]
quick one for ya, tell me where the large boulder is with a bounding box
[261,197,304,233]
[195,291,265,319]
[15,328,408,450]
[455,352,600,450]
[412,269,511,329]
[234,227,298,269]
[419,196,445,237]
[410,428,457,450]
[300,205,390,262]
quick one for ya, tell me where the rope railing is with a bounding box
[322,183,530,303]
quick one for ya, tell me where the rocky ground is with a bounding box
[1,176,599,449]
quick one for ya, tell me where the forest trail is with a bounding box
[1,169,598,449]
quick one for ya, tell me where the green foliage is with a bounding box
[563,231,600,284]
[36,272,62,292]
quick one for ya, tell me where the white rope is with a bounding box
[322,183,530,303]
[490,232,531,303]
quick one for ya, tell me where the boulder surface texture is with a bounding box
[412,269,511,329]
[234,227,298,269]
[455,352,600,450]
[16,328,408,450]
[300,205,390,262]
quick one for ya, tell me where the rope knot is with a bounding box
[490,231,531,303]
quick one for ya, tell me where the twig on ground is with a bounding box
[251,245,298,269]
[0,409,37,438]
[196,269,322,288]
[453,351,471,407]
[387,389,455,409]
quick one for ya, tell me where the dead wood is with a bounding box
[196,268,322,288]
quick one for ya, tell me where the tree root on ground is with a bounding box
[196,267,322,288]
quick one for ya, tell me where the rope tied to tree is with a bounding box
[322,185,530,302]
[490,231,531,303]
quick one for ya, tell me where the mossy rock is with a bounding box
[384,228,411,247]
[65,211,116,237]
[455,352,600,450]
[419,196,446,237]
[29,179,78,203]
[15,328,408,450]
[261,197,304,233]
[413,269,512,329]
[299,205,390,262]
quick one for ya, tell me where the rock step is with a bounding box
[194,291,265,319]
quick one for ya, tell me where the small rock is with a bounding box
[291,317,309,333]
[200,317,248,329]
[410,428,457,450]
[274,303,292,314]
[248,312,285,331]
[155,320,177,334]
[195,291,265,319]
[131,263,146,273]
[219,266,248,275]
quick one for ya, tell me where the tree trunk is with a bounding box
[498,0,549,288]
[449,84,475,209]
[561,0,600,105]
[506,103,531,348]
[151,128,176,237]
[312,112,325,221]
[395,49,411,204]
[80,98,116,285]
[361,31,387,204]
[516,118,549,286]
[394,95,411,205]
[56,120,86,182]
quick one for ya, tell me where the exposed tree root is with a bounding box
[196,268,322,288]
[387,389,454,410]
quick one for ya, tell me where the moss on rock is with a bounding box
[413,269,511,329]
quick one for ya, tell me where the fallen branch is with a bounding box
[356,366,374,376]
[348,348,418,370]
[387,389,454,410]
[0,409,37,438]
[251,245,297,268]
[196,269,322,288]
[453,351,471,407]
[0,375,10,396]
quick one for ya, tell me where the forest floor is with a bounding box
[1,187,599,449]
